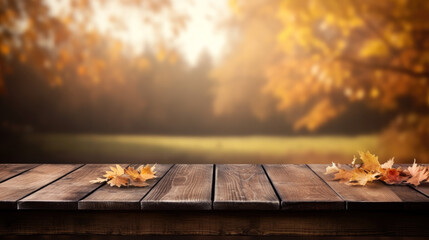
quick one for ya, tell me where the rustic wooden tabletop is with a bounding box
[1,163,429,239]
[1,163,429,210]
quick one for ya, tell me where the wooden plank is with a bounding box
[2,210,429,237]
[0,164,80,209]
[309,164,404,210]
[79,164,173,210]
[0,164,38,183]
[393,164,429,208]
[264,164,344,210]
[18,164,125,210]
[214,164,278,210]
[141,164,213,210]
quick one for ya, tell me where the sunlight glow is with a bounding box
[47,0,230,66]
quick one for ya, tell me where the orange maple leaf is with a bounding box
[138,164,157,180]
[379,168,408,185]
[125,166,149,187]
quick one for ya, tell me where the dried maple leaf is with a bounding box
[107,175,128,187]
[380,158,395,169]
[334,169,353,183]
[125,167,149,187]
[405,160,429,186]
[125,167,144,181]
[90,164,157,188]
[348,168,379,186]
[359,151,380,172]
[379,168,408,185]
[325,162,340,175]
[138,164,157,180]
[103,164,125,179]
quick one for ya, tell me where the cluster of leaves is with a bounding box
[325,151,429,186]
[90,164,157,187]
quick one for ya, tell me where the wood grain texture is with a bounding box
[0,164,38,183]
[394,164,429,207]
[18,164,123,210]
[0,164,80,209]
[264,164,344,210]
[79,164,173,210]
[309,164,419,210]
[141,164,213,210]
[2,210,429,237]
[214,164,278,210]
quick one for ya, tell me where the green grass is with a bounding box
[19,134,379,164]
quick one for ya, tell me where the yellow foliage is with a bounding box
[214,0,429,131]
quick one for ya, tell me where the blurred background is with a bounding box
[0,0,428,164]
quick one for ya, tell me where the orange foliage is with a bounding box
[214,0,429,131]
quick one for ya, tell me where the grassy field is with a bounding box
[6,134,380,164]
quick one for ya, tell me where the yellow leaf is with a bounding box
[359,151,380,172]
[348,168,378,186]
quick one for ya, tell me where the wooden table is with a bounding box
[1,163,429,239]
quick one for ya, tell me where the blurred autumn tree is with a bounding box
[214,0,429,131]
[0,0,185,93]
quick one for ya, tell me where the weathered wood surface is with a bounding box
[309,164,429,210]
[141,164,213,210]
[0,163,427,211]
[1,163,429,239]
[18,164,123,210]
[214,164,278,210]
[264,164,344,210]
[0,164,81,209]
[0,164,38,183]
[79,164,173,210]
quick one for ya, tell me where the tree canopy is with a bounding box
[214,0,429,131]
